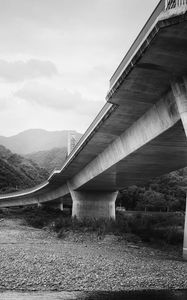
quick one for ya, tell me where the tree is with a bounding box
[135,190,166,211]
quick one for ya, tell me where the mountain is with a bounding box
[0,145,49,194]
[0,129,82,155]
[25,147,67,173]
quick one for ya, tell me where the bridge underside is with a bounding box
[48,10,187,193]
[79,121,187,191]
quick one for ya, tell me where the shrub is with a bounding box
[152,226,183,244]
[15,207,184,245]
[20,206,66,228]
[124,212,185,244]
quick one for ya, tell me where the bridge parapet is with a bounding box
[109,0,187,91]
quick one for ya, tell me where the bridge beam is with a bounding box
[172,77,187,260]
[69,92,180,191]
[70,190,118,220]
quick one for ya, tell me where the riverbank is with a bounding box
[0,215,186,292]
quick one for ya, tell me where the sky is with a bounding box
[0,0,159,136]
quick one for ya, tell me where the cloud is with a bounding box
[0,97,11,110]
[15,81,103,116]
[0,59,58,82]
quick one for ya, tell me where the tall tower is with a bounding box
[67,131,77,155]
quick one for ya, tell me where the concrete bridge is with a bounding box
[1,0,187,259]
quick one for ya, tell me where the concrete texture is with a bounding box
[71,190,118,220]
[69,92,180,191]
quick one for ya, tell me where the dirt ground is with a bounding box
[0,216,187,293]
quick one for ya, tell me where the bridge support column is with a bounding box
[37,202,44,208]
[172,78,187,260]
[70,190,118,220]
[59,202,64,211]
[184,195,187,260]
[172,78,187,136]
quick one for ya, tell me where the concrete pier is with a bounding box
[37,202,43,208]
[183,196,187,260]
[59,202,64,211]
[171,78,187,136]
[70,190,118,220]
[172,78,187,260]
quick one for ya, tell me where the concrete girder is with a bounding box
[0,196,39,208]
[37,185,69,205]
[69,89,180,191]
[0,184,69,208]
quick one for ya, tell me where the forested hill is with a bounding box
[25,147,67,173]
[0,145,49,194]
[119,168,187,212]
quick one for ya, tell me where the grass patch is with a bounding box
[124,212,184,244]
[52,211,185,245]
[2,207,184,245]
[22,206,71,228]
[2,206,71,228]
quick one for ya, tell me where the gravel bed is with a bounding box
[0,218,187,292]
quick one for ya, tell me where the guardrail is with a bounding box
[109,0,187,89]
[165,0,187,10]
[109,0,165,88]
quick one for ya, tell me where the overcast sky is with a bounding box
[0,0,159,136]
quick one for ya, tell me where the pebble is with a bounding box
[0,218,187,292]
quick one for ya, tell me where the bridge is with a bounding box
[0,0,187,259]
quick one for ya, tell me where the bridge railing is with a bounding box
[109,0,165,89]
[109,0,187,90]
[165,0,187,10]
